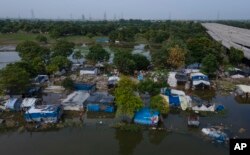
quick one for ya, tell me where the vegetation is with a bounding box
[52,40,75,57]
[228,47,244,65]
[0,64,30,94]
[167,45,186,69]
[138,79,165,96]
[72,50,83,63]
[62,77,74,90]
[201,54,218,75]
[86,44,110,63]
[47,56,71,74]
[115,76,143,118]
[150,95,169,114]
[35,34,47,43]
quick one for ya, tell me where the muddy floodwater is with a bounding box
[1,93,250,155]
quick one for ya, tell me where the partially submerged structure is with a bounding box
[86,92,115,113]
[4,98,22,111]
[235,85,250,98]
[25,105,63,123]
[201,127,228,143]
[192,104,215,112]
[190,72,210,89]
[134,108,159,126]
[61,91,90,111]
[21,98,39,111]
[161,88,192,110]
[188,115,200,127]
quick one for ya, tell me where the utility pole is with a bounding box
[31,9,35,19]
[104,11,107,21]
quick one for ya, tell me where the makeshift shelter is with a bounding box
[175,72,188,85]
[188,115,200,127]
[80,67,99,75]
[34,75,49,84]
[61,91,90,111]
[5,98,22,111]
[74,83,96,92]
[235,85,250,97]
[190,72,210,89]
[25,105,63,123]
[202,128,228,143]
[134,108,159,125]
[192,104,215,112]
[86,92,115,113]
[21,98,38,110]
[107,76,120,89]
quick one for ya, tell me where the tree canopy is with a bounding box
[52,40,75,57]
[228,47,244,65]
[115,76,143,118]
[86,44,110,63]
[150,95,169,114]
[0,64,30,94]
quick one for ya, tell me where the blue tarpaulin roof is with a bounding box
[169,95,180,106]
[134,108,159,125]
[74,83,96,91]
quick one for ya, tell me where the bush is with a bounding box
[62,77,74,90]
[150,95,169,114]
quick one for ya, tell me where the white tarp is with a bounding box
[236,85,250,94]
[168,72,177,87]
[61,91,90,111]
[192,104,215,112]
[21,98,37,108]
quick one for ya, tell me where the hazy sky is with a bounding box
[1,0,250,20]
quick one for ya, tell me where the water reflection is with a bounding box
[115,130,143,155]
[148,130,168,145]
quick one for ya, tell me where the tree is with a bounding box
[62,77,74,90]
[167,45,186,69]
[132,54,150,70]
[86,44,110,63]
[201,54,218,75]
[113,51,136,74]
[16,41,50,62]
[73,50,83,63]
[115,76,143,118]
[36,35,48,43]
[52,40,75,57]
[138,79,163,96]
[228,47,244,65]
[150,95,169,114]
[47,56,71,74]
[0,64,30,94]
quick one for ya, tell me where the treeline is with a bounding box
[216,20,250,29]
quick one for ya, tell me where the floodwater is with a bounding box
[0,51,21,69]
[1,94,250,155]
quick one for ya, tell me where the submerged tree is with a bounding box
[150,95,169,114]
[228,47,244,65]
[115,76,143,118]
[0,64,30,94]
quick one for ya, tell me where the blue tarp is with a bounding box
[74,83,96,91]
[134,108,159,125]
[96,38,109,43]
[87,104,114,113]
[216,105,225,112]
[24,105,63,123]
[169,95,180,106]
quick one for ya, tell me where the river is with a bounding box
[0,94,249,155]
[0,51,21,69]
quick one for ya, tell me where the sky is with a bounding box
[0,0,250,20]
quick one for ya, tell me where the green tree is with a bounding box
[86,44,110,63]
[47,56,71,74]
[132,54,150,70]
[115,76,143,118]
[150,95,169,114]
[138,79,164,96]
[62,77,74,90]
[228,47,244,65]
[36,35,48,43]
[201,54,218,75]
[113,50,136,74]
[52,40,75,57]
[0,64,30,94]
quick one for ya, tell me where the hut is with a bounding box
[134,108,159,126]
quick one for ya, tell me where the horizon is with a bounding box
[1,0,250,20]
